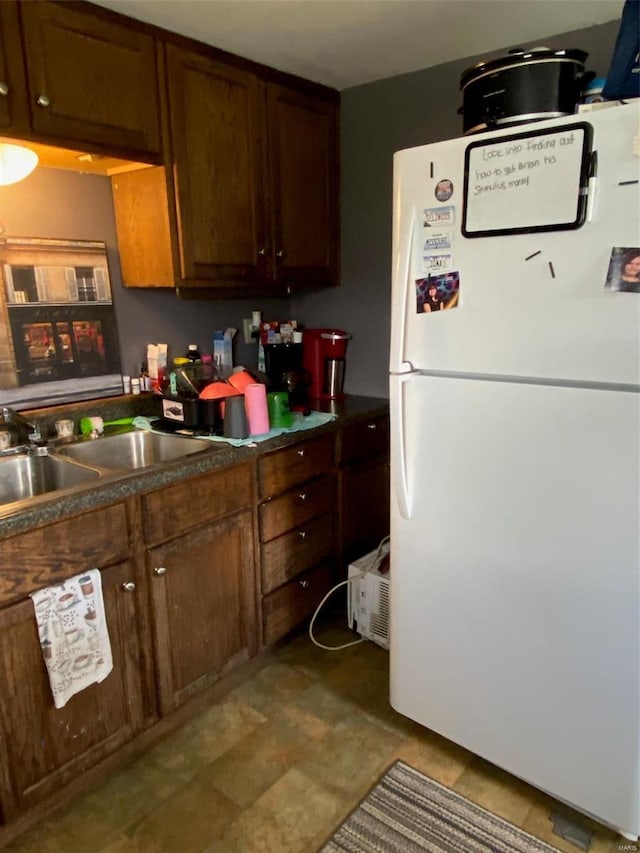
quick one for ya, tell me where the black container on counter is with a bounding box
[156,393,228,435]
[157,394,201,430]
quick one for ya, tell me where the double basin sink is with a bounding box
[0,430,215,511]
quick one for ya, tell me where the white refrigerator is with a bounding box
[389,102,640,839]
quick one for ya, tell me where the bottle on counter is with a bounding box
[140,362,151,392]
[186,344,201,363]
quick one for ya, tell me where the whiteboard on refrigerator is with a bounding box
[462,122,593,238]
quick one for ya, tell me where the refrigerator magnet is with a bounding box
[415,271,460,313]
[423,253,452,274]
[605,247,640,293]
[435,179,454,201]
[423,230,452,251]
[423,206,455,227]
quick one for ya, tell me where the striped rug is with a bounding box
[320,761,562,852]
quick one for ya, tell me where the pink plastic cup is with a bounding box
[244,383,270,435]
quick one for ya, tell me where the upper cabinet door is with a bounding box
[18,1,161,158]
[164,44,269,285]
[267,84,339,286]
[0,2,29,135]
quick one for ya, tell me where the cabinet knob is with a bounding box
[122,581,136,592]
[0,82,8,97]
[154,566,167,576]
[258,248,266,256]
[367,423,377,430]
[297,449,306,457]
[299,579,310,589]
[298,530,308,539]
[276,249,285,258]
[298,492,307,502]
[36,94,50,107]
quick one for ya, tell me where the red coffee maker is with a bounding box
[303,329,352,399]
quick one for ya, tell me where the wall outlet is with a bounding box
[243,318,255,344]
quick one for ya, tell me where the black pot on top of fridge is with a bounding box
[458,47,595,135]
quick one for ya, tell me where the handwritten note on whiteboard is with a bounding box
[462,123,593,237]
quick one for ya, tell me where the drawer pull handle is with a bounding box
[36,94,50,107]
[298,492,307,502]
[154,566,167,576]
[367,423,377,430]
[297,449,306,457]
[298,530,308,539]
[299,579,310,589]
[122,582,136,592]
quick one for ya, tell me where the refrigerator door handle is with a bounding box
[391,373,412,519]
[390,206,416,375]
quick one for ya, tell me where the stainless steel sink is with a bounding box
[0,453,101,506]
[57,429,214,471]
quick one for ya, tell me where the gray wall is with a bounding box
[292,19,620,399]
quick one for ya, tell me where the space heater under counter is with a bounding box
[347,545,390,650]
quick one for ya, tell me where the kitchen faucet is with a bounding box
[0,407,43,452]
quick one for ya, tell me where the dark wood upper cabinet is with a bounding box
[156,42,339,292]
[268,84,339,286]
[164,44,269,286]
[0,2,30,135]
[2,0,339,293]
[18,1,161,158]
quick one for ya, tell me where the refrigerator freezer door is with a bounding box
[389,372,640,837]
[390,104,640,387]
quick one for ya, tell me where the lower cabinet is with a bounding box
[338,415,390,568]
[0,560,143,820]
[140,462,257,715]
[147,509,257,716]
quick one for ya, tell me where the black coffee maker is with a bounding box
[264,343,311,410]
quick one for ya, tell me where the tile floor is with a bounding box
[6,617,628,853]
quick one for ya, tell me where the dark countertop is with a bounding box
[0,394,389,538]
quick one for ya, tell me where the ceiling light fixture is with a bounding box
[0,142,39,186]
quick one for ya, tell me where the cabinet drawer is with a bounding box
[142,463,252,544]
[261,513,334,595]
[258,434,334,499]
[262,561,333,645]
[259,474,333,542]
[0,504,130,604]
[339,416,389,466]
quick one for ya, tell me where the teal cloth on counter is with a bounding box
[132,411,337,447]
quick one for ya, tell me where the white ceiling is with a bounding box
[92,0,622,90]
